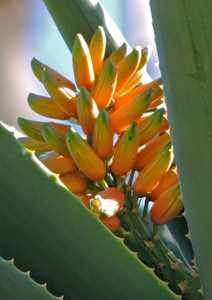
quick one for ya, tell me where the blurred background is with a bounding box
[0,0,159,128]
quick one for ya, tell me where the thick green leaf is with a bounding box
[42,0,129,55]
[150,1,212,299]
[160,215,194,268]
[0,257,58,300]
[0,123,179,300]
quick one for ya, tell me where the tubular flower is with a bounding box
[19,26,183,230]
[60,171,88,194]
[77,87,99,135]
[133,146,173,196]
[115,48,141,95]
[150,183,183,225]
[28,93,70,120]
[41,154,76,175]
[92,109,113,159]
[137,109,165,145]
[89,26,106,78]
[72,33,95,90]
[66,129,106,181]
[111,123,140,176]
[42,124,70,157]
[151,168,179,201]
[92,61,117,109]
[134,132,171,170]
[110,89,152,133]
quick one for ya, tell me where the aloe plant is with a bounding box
[0,0,209,299]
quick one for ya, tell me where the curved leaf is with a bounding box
[0,257,58,300]
[150,1,211,299]
[42,0,129,55]
[0,123,179,300]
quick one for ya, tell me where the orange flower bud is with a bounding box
[42,124,69,157]
[60,171,88,194]
[110,90,152,133]
[134,132,171,170]
[117,47,150,95]
[66,129,106,181]
[137,109,164,145]
[111,123,140,176]
[151,168,179,201]
[150,183,183,225]
[41,154,76,175]
[92,109,113,158]
[89,26,106,77]
[18,118,44,142]
[104,43,127,66]
[92,61,117,109]
[133,146,173,196]
[114,78,161,110]
[31,57,76,91]
[77,87,99,135]
[42,68,77,117]
[28,93,69,120]
[99,187,125,211]
[117,69,143,96]
[101,215,121,232]
[72,34,95,89]
[116,48,141,94]
[18,137,51,152]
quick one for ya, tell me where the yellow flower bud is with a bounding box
[42,68,77,117]
[77,87,99,135]
[31,57,76,91]
[150,183,183,225]
[92,109,113,159]
[137,109,164,145]
[134,132,171,170]
[116,48,141,94]
[60,171,88,194]
[72,34,95,89]
[18,137,51,152]
[114,78,161,110]
[111,123,140,176]
[104,43,127,66]
[110,89,152,133]
[133,146,173,195]
[28,93,69,120]
[42,124,69,157]
[66,129,106,181]
[89,26,106,77]
[18,118,44,142]
[92,61,117,109]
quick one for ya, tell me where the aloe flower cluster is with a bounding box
[18,26,183,231]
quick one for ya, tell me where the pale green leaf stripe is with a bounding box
[0,123,178,300]
[150,1,212,299]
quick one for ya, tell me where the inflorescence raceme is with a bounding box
[18,26,183,231]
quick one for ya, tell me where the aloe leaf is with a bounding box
[0,257,58,300]
[0,122,178,300]
[159,215,194,268]
[150,1,212,299]
[42,0,129,54]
